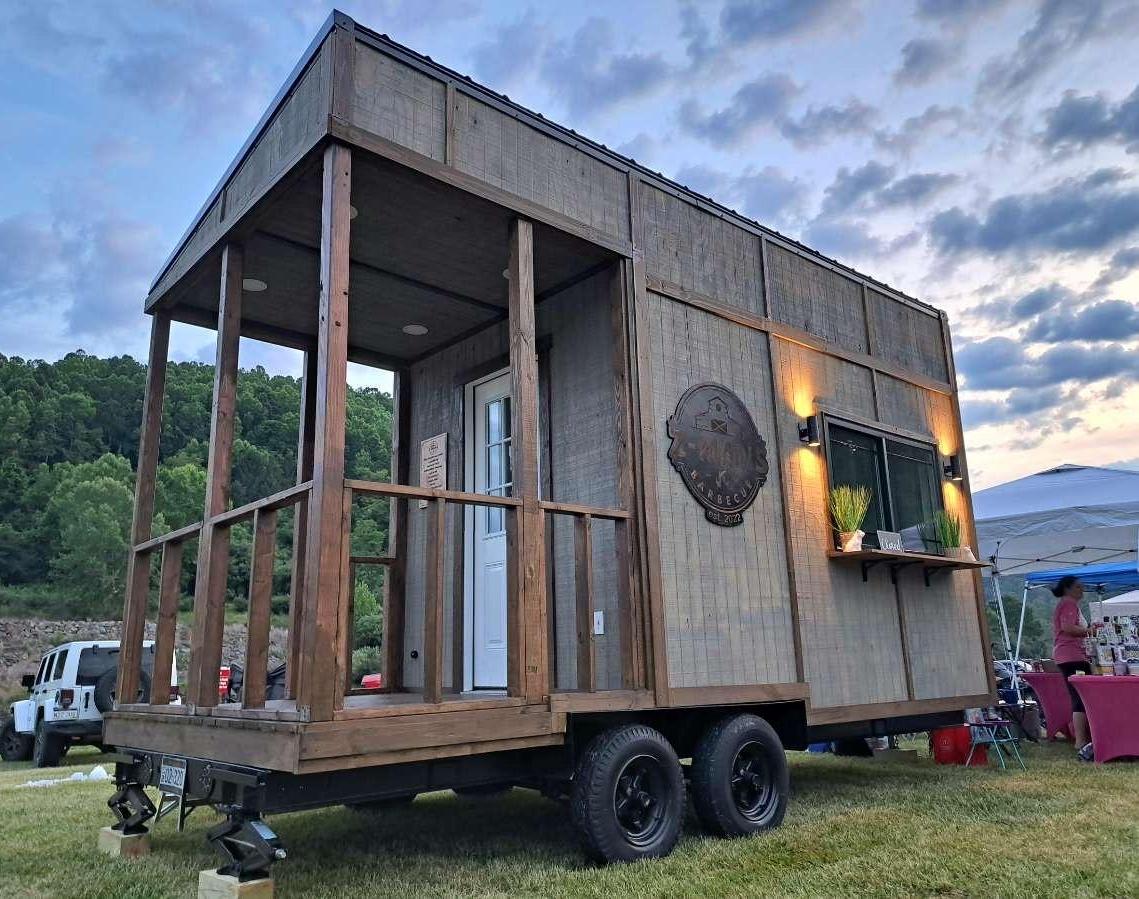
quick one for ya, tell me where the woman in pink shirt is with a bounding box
[1051,575,1091,755]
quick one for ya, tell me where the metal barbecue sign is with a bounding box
[666,383,769,527]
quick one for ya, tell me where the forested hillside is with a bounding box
[0,352,393,621]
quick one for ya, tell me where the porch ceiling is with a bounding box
[167,147,617,366]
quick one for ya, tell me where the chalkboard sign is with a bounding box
[877,530,904,552]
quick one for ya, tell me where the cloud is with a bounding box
[1040,85,1139,154]
[678,73,800,145]
[541,18,670,119]
[1024,300,1139,342]
[967,282,1076,327]
[874,104,966,156]
[819,163,958,215]
[801,220,886,259]
[779,99,878,147]
[1089,246,1139,293]
[821,161,895,215]
[978,0,1137,100]
[674,163,807,225]
[956,336,1139,390]
[929,168,1139,255]
[680,2,717,71]
[894,38,953,86]
[719,0,846,45]
[916,0,1013,22]
[470,10,544,89]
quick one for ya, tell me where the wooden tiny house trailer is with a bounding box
[104,11,994,878]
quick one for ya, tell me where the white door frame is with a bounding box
[463,366,511,692]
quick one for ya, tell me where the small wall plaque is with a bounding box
[418,433,447,509]
[877,530,904,552]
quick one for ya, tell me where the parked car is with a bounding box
[1,640,178,767]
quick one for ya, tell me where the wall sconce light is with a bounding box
[798,415,820,447]
[943,454,963,481]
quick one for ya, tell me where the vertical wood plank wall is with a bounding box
[644,292,798,689]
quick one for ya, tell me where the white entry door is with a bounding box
[465,370,512,689]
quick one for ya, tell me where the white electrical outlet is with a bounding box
[593,610,605,635]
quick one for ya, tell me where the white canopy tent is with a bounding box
[973,464,1139,698]
[1093,589,1139,620]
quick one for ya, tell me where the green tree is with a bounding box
[987,594,1050,661]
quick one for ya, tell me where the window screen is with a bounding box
[827,425,888,533]
[826,420,943,544]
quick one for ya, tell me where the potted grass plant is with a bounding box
[933,510,974,561]
[829,484,872,552]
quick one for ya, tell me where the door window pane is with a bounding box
[828,425,887,533]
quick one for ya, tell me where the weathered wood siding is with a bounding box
[451,93,630,243]
[152,39,331,301]
[640,185,763,315]
[867,289,949,382]
[644,292,798,689]
[772,341,908,707]
[400,270,621,690]
[351,43,446,161]
[767,244,868,355]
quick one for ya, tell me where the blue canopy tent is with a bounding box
[1001,561,1139,698]
[1024,561,1139,591]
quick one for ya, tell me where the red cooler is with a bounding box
[931,725,987,766]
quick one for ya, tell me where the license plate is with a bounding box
[159,756,187,795]
[53,709,78,720]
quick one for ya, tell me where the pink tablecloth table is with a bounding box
[1022,672,1073,741]
[1069,676,1139,764]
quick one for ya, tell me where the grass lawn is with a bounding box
[1,741,1137,898]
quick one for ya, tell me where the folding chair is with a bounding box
[964,707,1026,771]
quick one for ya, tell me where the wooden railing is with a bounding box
[345,480,521,704]
[539,501,638,693]
[120,481,312,711]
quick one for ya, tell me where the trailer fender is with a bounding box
[12,699,34,734]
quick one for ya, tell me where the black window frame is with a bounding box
[821,415,944,545]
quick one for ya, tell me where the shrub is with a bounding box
[352,646,382,683]
[354,611,382,648]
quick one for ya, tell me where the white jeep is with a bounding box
[2,640,178,767]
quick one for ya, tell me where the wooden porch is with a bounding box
[108,130,654,770]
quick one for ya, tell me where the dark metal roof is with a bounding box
[151,9,940,317]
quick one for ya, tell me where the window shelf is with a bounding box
[827,549,989,587]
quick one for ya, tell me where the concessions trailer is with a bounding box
[102,10,994,887]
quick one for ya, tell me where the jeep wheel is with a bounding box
[691,714,788,838]
[32,720,64,768]
[570,724,685,863]
[1,717,33,762]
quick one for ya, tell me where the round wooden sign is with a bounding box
[666,383,769,527]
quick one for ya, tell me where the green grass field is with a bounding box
[2,741,1137,898]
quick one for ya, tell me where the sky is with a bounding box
[1,0,1138,489]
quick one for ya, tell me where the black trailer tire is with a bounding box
[1,717,33,762]
[94,668,151,713]
[691,714,788,838]
[570,724,685,864]
[32,720,64,768]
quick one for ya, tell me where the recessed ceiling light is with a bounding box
[349,205,359,219]
[242,278,268,292]
[402,323,429,336]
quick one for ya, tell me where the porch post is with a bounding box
[286,348,318,698]
[507,218,548,701]
[117,312,170,704]
[383,370,410,692]
[187,243,243,707]
[298,142,352,721]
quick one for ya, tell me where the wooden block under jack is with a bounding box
[98,826,151,858]
[198,870,274,899]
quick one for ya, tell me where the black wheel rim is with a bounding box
[3,728,21,756]
[613,754,669,847]
[730,741,777,823]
